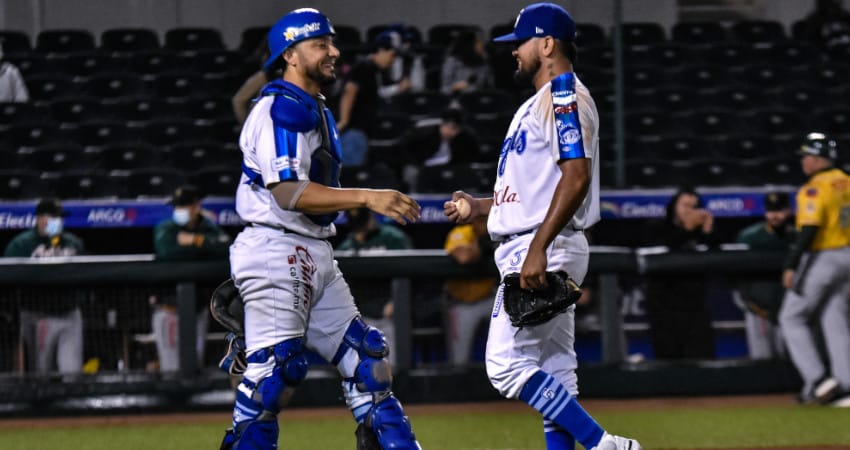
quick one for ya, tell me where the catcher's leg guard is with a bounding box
[226,337,309,450]
[337,318,421,449]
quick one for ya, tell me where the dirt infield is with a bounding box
[0,394,844,449]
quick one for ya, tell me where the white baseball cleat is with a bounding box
[813,377,840,404]
[594,432,642,450]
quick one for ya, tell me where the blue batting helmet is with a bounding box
[264,8,335,70]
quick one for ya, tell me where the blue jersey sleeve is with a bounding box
[550,73,585,160]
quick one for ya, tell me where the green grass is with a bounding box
[4,404,850,449]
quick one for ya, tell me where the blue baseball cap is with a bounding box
[493,3,576,43]
[264,8,335,70]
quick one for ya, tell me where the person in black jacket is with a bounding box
[642,187,718,359]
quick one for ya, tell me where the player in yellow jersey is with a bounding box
[779,132,850,407]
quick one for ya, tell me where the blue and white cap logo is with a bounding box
[265,8,335,69]
[494,2,576,42]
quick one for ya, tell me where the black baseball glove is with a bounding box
[210,279,247,375]
[502,271,582,328]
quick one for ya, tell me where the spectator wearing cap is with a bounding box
[4,198,85,374]
[336,30,408,167]
[149,185,231,373]
[734,191,795,360]
[779,132,850,406]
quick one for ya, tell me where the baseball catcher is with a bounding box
[502,271,582,328]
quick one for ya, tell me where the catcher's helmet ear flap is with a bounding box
[799,132,839,160]
[264,8,336,70]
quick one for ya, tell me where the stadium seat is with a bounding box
[698,43,754,66]
[100,28,160,52]
[620,22,666,45]
[142,118,205,146]
[670,64,731,91]
[624,110,673,138]
[23,74,74,101]
[0,102,46,130]
[468,113,512,140]
[811,62,850,90]
[759,156,806,185]
[20,144,89,172]
[0,30,32,54]
[722,134,774,160]
[811,107,850,134]
[679,109,740,137]
[200,118,241,144]
[572,66,613,91]
[108,96,172,123]
[4,53,49,77]
[623,65,667,90]
[193,166,240,196]
[428,24,481,47]
[70,120,133,149]
[8,122,62,148]
[164,27,224,52]
[51,170,120,199]
[653,87,698,113]
[84,72,146,99]
[184,96,234,122]
[687,159,748,187]
[333,24,362,47]
[49,96,104,124]
[575,23,606,46]
[827,44,850,63]
[767,85,825,111]
[340,164,403,190]
[737,63,793,89]
[645,43,697,67]
[414,164,482,194]
[237,26,270,55]
[123,167,186,198]
[386,91,449,121]
[152,71,205,99]
[0,170,49,199]
[457,89,516,118]
[730,20,786,44]
[790,20,809,41]
[766,42,823,67]
[36,29,96,53]
[165,140,226,172]
[100,143,160,171]
[671,22,727,45]
[129,50,181,78]
[744,108,806,137]
[697,85,763,111]
[60,51,121,78]
[181,49,243,76]
[577,44,613,69]
[624,159,677,188]
[654,136,708,161]
[369,113,412,147]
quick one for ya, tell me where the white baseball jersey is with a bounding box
[235,83,341,239]
[488,73,600,241]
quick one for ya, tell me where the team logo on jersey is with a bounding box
[557,120,581,146]
[806,188,818,197]
[542,388,556,399]
[498,129,527,176]
[493,185,519,206]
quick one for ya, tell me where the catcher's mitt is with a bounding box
[502,271,582,328]
[210,278,244,337]
[210,279,247,375]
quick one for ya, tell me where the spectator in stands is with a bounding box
[443,215,497,366]
[337,30,408,167]
[383,24,427,95]
[232,38,275,124]
[150,185,231,372]
[401,107,482,189]
[0,40,30,102]
[802,0,850,51]
[335,206,413,365]
[440,29,494,97]
[4,198,85,374]
[642,187,718,360]
[734,191,795,360]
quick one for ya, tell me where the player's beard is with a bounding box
[306,59,337,86]
[514,56,540,86]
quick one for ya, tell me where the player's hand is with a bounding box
[519,247,548,290]
[700,209,714,233]
[177,231,196,246]
[365,190,420,225]
[443,191,478,224]
[397,78,412,92]
[782,269,795,290]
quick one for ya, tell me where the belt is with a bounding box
[496,227,583,244]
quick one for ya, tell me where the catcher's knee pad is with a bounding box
[230,337,309,449]
[335,317,393,394]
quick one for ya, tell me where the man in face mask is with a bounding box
[149,185,232,372]
[4,198,86,374]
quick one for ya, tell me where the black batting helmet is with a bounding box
[798,132,838,160]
